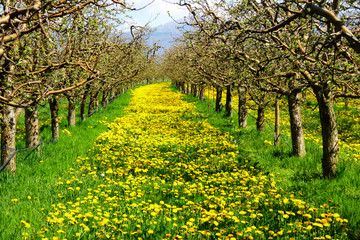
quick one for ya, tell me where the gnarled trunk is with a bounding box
[313,85,339,179]
[288,90,306,157]
[225,84,233,117]
[25,106,40,148]
[1,106,17,173]
[237,86,247,128]
[48,96,60,140]
[67,96,76,127]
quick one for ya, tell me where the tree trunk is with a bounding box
[186,83,190,95]
[288,90,306,157]
[110,89,116,103]
[25,106,40,148]
[199,85,206,101]
[256,106,265,132]
[67,96,76,127]
[80,96,86,121]
[237,86,247,128]
[313,85,339,179]
[1,105,17,173]
[48,96,60,140]
[102,90,109,108]
[193,85,199,97]
[95,95,99,112]
[180,82,186,94]
[274,97,280,145]
[215,86,222,112]
[225,84,233,117]
[81,84,91,121]
[88,91,99,117]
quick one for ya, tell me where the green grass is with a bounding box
[0,90,133,239]
[0,83,357,239]
[182,90,360,239]
[23,83,349,239]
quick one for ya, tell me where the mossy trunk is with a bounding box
[313,85,339,179]
[288,90,306,157]
[48,95,60,140]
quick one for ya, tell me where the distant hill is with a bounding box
[123,21,190,55]
[148,21,182,50]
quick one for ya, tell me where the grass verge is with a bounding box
[0,89,132,239]
[182,89,360,239]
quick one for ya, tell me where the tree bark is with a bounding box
[192,85,199,97]
[81,83,91,120]
[1,105,17,173]
[95,95,99,112]
[199,85,206,101]
[313,85,339,179]
[274,97,280,145]
[88,91,99,117]
[67,95,76,127]
[80,96,86,121]
[110,89,116,103]
[237,86,247,128]
[101,90,109,108]
[225,84,233,117]
[215,86,222,112]
[48,95,60,140]
[180,82,186,94]
[256,106,265,132]
[288,90,306,157]
[25,106,40,148]
[186,83,190,95]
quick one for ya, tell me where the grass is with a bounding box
[0,89,133,239]
[183,87,360,239]
[0,83,355,239]
[26,83,348,239]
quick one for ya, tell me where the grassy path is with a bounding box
[5,83,348,239]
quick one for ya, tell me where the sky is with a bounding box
[124,0,189,28]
